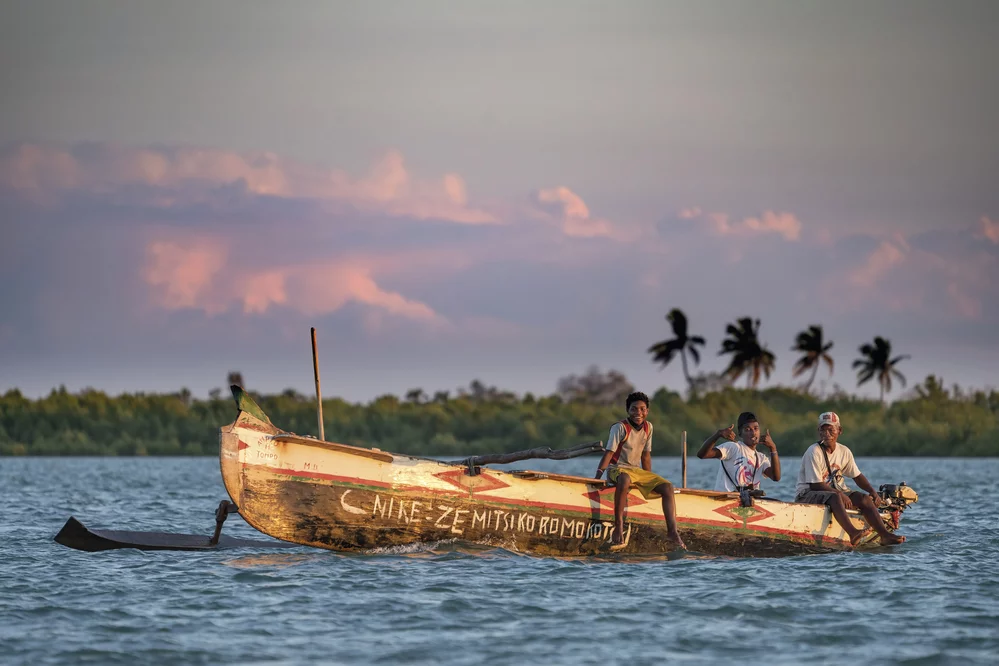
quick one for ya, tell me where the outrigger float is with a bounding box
[56,331,918,557]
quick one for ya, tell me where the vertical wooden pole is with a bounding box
[311,327,325,441]
[681,430,687,488]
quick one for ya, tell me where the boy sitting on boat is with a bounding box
[696,411,781,496]
[795,412,905,546]
[593,392,685,550]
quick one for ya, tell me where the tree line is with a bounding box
[2,374,996,457]
[2,309,991,457]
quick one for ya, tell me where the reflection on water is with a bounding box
[222,553,322,569]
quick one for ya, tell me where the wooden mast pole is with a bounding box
[311,327,325,441]
[681,430,687,488]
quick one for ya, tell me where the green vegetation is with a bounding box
[0,309,988,457]
[2,375,996,457]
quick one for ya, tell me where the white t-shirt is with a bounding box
[712,441,772,491]
[606,420,653,469]
[795,442,862,498]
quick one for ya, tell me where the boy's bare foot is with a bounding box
[849,528,874,546]
[609,526,629,551]
[880,533,906,545]
[669,531,686,551]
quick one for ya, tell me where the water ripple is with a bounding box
[2,457,998,664]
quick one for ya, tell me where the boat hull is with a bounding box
[220,403,905,558]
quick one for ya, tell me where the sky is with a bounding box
[1,1,997,402]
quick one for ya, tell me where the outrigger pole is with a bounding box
[463,441,605,475]
[311,327,325,441]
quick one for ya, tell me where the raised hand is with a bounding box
[761,429,777,451]
[717,424,737,442]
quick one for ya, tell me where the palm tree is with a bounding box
[853,336,910,403]
[719,317,776,388]
[647,309,706,389]
[791,325,834,394]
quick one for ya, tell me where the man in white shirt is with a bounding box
[795,412,905,546]
[696,412,781,494]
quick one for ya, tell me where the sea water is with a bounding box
[1,456,996,665]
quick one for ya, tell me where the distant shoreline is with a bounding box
[3,379,996,457]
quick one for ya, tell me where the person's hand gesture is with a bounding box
[717,424,737,442]
[761,429,777,451]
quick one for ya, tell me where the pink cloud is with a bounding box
[240,271,288,314]
[0,143,495,224]
[142,238,439,322]
[681,207,803,241]
[849,238,908,288]
[143,240,229,314]
[979,216,999,244]
[532,186,614,238]
[827,229,993,319]
[289,263,437,320]
[743,211,802,241]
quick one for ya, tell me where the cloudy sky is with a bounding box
[2,1,997,402]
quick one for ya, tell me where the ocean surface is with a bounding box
[1,455,996,665]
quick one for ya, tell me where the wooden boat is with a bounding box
[221,387,918,558]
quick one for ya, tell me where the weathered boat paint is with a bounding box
[220,391,909,557]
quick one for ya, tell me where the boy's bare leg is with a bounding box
[612,473,631,545]
[654,482,686,550]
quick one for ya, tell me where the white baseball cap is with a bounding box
[818,412,841,428]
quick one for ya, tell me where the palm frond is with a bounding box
[667,309,689,338]
[792,357,811,376]
[649,339,684,366]
[688,345,701,365]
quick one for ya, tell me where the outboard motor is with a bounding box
[877,482,918,530]
[878,482,919,508]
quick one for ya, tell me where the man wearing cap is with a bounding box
[697,411,781,492]
[594,391,685,550]
[795,411,905,546]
